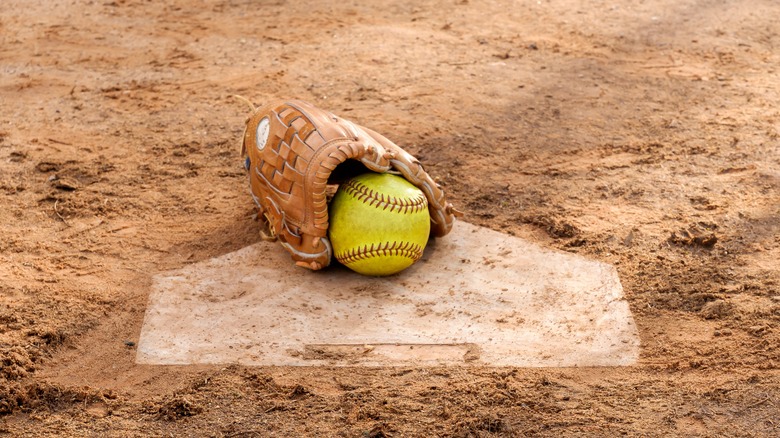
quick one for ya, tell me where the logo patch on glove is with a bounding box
[255,117,270,151]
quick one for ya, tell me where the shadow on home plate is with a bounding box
[136,222,639,367]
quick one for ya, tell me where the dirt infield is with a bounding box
[1,0,779,436]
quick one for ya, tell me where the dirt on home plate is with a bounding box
[1,0,779,436]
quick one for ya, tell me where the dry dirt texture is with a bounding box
[1,0,779,436]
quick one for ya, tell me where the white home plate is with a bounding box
[137,222,639,367]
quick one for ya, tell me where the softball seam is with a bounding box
[335,241,424,265]
[341,178,428,214]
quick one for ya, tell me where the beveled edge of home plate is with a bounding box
[136,222,640,367]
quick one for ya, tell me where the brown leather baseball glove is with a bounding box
[240,99,459,270]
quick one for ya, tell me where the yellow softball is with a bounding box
[328,172,430,276]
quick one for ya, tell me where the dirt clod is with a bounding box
[701,300,733,320]
[669,228,718,248]
[152,396,203,421]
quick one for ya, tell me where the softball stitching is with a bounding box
[341,178,428,214]
[335,240,424,265]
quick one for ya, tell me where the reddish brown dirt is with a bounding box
[2,0,779,436]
